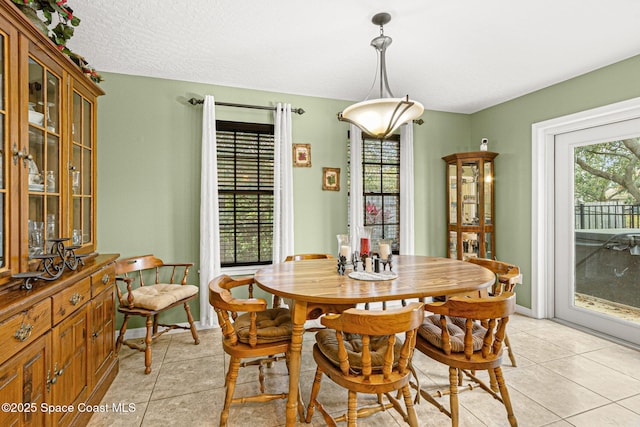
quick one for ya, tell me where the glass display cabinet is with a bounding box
[0,2,117,426]
[443,151,498,260]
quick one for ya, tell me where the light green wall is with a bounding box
[97,53,640,327]
[469,54,640,308]
[96,73,469,327]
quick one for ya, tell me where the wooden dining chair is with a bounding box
[305,302,424,426]
[209,275,303,426]
[466,257,522,366]
[114,254,200,374]
[414,292,518,427]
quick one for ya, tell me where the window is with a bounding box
[349,133,401,253]
[216,121,274,266]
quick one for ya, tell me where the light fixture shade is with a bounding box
[339,96,424,139]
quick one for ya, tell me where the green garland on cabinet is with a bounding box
[12,0,103,83]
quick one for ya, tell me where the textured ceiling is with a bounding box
[66,0,640,113]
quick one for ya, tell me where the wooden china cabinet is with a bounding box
[0,1,118,426]
[443,151,497,260]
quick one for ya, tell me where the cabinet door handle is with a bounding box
[14,323,33,342]
[102,274,110,284]
[92,331,99,339]
[69,292,83,305]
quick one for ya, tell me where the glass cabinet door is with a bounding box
[27,57,61,257]
[448,164,457,225]
[484,161,493,225]
[70,91,94,248]
[443,151,497,260]
[461,161,480,226]
[0,30,5,269]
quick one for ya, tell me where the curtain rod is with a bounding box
[188,98,305,115]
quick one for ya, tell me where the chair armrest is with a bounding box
[115,276,135,308]
[215,287,269,313]
[424,301,449,316]
[225,297,269,313]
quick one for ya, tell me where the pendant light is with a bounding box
[338,12,424,139]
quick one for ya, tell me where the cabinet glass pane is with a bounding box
[461,162,479,226]
[28,58,60,256]
[449,231,457,259]
[448,164,457,224]
[82,147,91,195]
[0,195,4,268]
[0,31,5,268]
[72,92,81,141]
[28,128,44,191]
[72,197,82,241]
[45,71,58,133]
[28,58,43,121]
[462,231,479,259]
[0,33,5,268]
[28,195,44,257]
[70,91,93,248]
[0,32,3,110]
[484,161,493,225]
[83,99,92,148]
[485,232,493,259]
[82,198,91,243]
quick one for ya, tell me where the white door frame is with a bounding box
[531,96,640,319]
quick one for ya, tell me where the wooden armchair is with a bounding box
[414,292,518,427]
[209,275,303,426]
[466,257,522,366]
[115,255,199,374]
[306,302,424,426]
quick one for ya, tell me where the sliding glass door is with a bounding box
[554,118,640,346]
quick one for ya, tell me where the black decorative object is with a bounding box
[12,238,89,290]
[337,255,347,275]
[351,251,362,272]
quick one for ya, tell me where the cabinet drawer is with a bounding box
[92,263,116,297]
[0,299,51,365]
[52,277,91,325]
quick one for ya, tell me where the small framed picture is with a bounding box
[292,143,311,167]
[322,167,340,191]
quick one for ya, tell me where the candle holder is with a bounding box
[381,254,393,272]
[358,226,372,257]
[337,255,347,275]
[12,237,89,290]
[351,251,362,272]
[336,233,351,260]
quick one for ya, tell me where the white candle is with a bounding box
[340,245,351,258]
[379,243,390,260]
[365,257,372,273]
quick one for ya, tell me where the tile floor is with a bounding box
[87,314,640,426]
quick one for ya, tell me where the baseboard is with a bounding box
[515,304,534,317]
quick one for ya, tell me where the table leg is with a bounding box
[285,300,307,426]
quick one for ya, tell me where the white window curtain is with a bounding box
[349,124,364,251]
[400,123,415,254]
[273,103,294,263]
[199,95,221,327]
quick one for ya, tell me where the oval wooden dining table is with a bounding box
[254,255,496,426]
